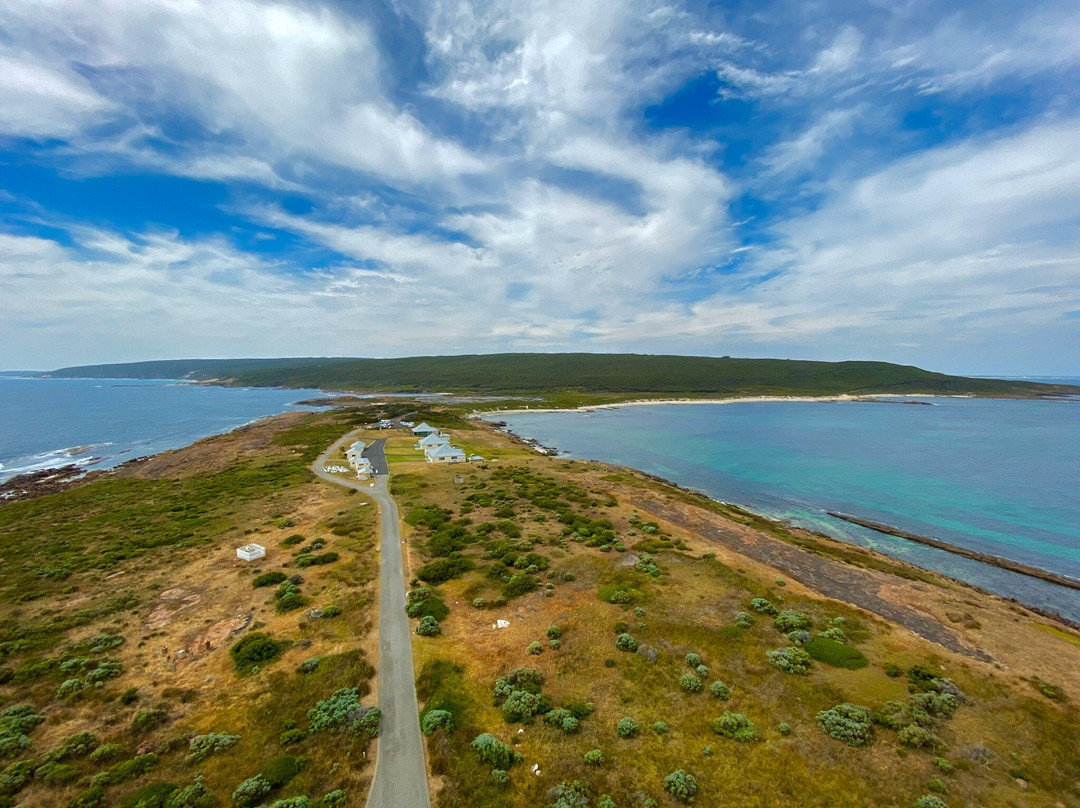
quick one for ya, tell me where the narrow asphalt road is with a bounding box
[312,431,431,808]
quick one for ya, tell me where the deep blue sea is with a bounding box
[494,395,1080,622]
[0,376,327,482]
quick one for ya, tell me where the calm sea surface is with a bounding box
[493,395,1080,622]
[0,376,327,481]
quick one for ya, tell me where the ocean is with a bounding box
[0,376,328,482]
[493,395,1080,623]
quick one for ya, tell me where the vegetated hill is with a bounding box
[43,354,1080,397]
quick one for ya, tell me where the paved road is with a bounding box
[313,432,430,808]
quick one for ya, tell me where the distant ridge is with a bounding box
[40,354,1080,399]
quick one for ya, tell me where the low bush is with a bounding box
[816,703,874,747]
[774,611,812,633]
[679,673,702,693]
[928,778,948,794]
[491,768,509,785]
[544,709,579,734]
[471,733,519,770]
[709,681,731,700]
[307,688,379,736]
[253,571,288,588]
[819,627,846,642]
[615,633,638,652]
[502,690,548,724]
[421,710,455,736]
[89,743,125,763]
[279,728,306,747]
[416,616,442,637]
[526,641,543,655]
[583,748,604,765]
[295,552,339,568]
[231,775,272,807]
[748,598,777,615]
[547,625,562,639]
[652,721,669,734]
[664,769,698,803]
[230,632,289,674]
[0,705,43,757]
[804,637,868,670]
[321,605,342,618]
[298,657,321,674]
[911,797,949,808]
[281,534,305,547]
[685,653,702,667]
[493,669,543,702]
[711,712,758,742]
[616,717,638,738]
[779,722,791,736]
[34,761,80,785]
[132,707,169,734]
[186,732,239,763]
[262,755,300,787]
[898,724,945,752]
[767,646,813,675]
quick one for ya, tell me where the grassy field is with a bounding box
[0,406,397,808]
[391,415,1080,808]
[43,354,1080,399]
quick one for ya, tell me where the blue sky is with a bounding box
[1,0,1079,374]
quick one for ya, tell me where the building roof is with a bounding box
[427,444,465,458]
[417,432,449,446]
[411,422,434,434]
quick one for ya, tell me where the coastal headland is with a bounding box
[1,398,1079,808]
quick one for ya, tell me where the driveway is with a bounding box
[312,430,430,808]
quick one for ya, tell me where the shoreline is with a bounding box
[481,415,1080,628]
[482,392,962,415]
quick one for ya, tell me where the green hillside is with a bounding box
[43,354,1079,398]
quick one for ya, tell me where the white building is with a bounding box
[353,457,373,477]
[411,422,438,437]
[416,432,450,451]
[425,444,466,464]
[236,543,266,561]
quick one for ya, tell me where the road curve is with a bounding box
[312,431,431,808]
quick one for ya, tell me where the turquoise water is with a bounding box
[494,397,1080,622]
[0,376,327,482]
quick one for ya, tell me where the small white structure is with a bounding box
[493,619,510,629]
[426,444,466,464]
[236,543,266,562]
[468,454,485,462]
[416,432,450,451]
[411,422,438,436]
[354,457,373,477]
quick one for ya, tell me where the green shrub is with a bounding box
[616,717,638,738]
[502,690,547,724]
[307,689,377,735]
[1033,680,1067,701]
[417,616,442,637]
[295,552,339,568]
[34,761,80,785]
[583,748,604,765]
[544,709,579,734]
[231,775,271,807]
[664,769,698,803]
[253,572,288,588]
[615,633,638,652]
[298,658,321,674]
[598,796,616,808]
[101,753,159,786]
[230,632,289,674]
[267,798,311,808]
[471,733,519,770]
[89,743,125,763]
[911,797,948,808]
[804,637,868,669]
[701,744,713,756]
[282,534,304,547]
[786,630,811,645]
[526,641,543,656]
[748,598,777,615]
[884,662,904,677]
[679,673,702,693]
[185,732,239,763]
[898,724,944,752]
[120,687,139,705]
[279,728,306,747]
[503,573,539,598]
[321,605,342,618]
[492,669,543,703]
[773,611,812,632]
[491,768,509,785]
[695,664,709,677]
[819,627,846,642]
[0,705,42,757]
[549,639,560,650]
[472,597,486,608]
[816,703,874,747]
[547,625,562,639]
[652,721,669,734]
[684,653,702,667]
[767,646,813,675]
[928,778,948,794]
[417,555,474,583]
[778,722,791,736]
[933,757,953,774]
[261,755,300,787]
[132,707,169,733]
[709,681,731,700]
[421,710,455,736]
[711,712,758,742]
[549,781,590,808]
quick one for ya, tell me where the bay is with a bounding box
[0,376,328,481]
[493,396,1080,622]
